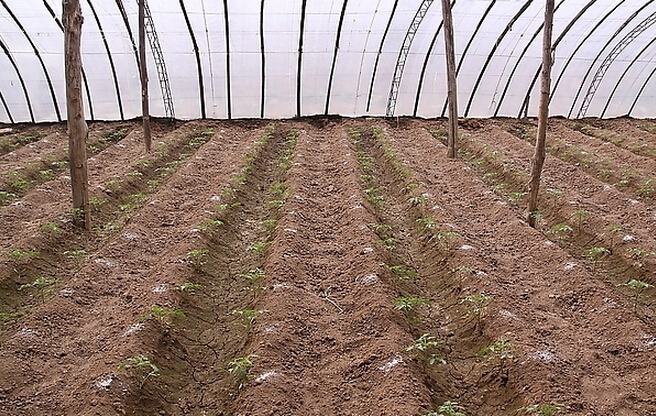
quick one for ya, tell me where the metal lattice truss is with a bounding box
[578,8,656,118]
[386,0,434,117]
[143,0,174,120]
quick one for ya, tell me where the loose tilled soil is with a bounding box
[0,117,655,416]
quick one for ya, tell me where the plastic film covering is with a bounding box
[0,0,655,122]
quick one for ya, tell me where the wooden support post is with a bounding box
[139,0,151,152]
[527,0,555,228]
[441,0,458,158]
[63,0,90,230]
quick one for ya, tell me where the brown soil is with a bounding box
[1,117,655,416]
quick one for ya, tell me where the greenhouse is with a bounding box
[1,1,656,416]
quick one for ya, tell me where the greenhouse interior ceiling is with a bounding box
[1,0,656,123]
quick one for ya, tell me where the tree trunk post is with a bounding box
[63,0,90,230]
[527,0,555,228]
[441,0,458,158]
[139,0,151,152]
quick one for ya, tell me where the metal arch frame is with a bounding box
[85,0,125,120]
[296,0,308,118]
[578,9,656,118]
[386,0,436,118]
[222,0,232,119]
[1,0,61,122]
[463,0,535,117]
[179,0,206,119]
[41,0,95,120]
[432,0,486,117]
[601,36,656,117]
[114,0,140,72]
[491,0,570,117]
[0,90,11,123]
[566,1,652,118]
[514,0,596,118]
[325,0,349,115]
[366,0,399,114]
[412,0,456,117]
[629,55,656,115]
[0,37,34,123]
[549,1,626,107]
[260,0,266,118]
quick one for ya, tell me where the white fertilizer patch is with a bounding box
[152,284,167,294]
[498,309,517,320]
[121,232,139,241]
[460,245,475,251]
[254,371,277,384]
[284,228,298,233]
[362,247,374,254]
[563,262,577,271]
[360,274,379,285]
[123,323,145,337]
[272,283,290,290]
[379,356,403,372]
[531,350,556,362]
[210,195,221,201]
[628,199,639,205]
[642,334,656,348]
[622,235,635,242]
[94,258,116,268]
[95,375,114,390]
[59,288,75,298]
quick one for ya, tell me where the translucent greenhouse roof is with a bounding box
[1,0,656,123]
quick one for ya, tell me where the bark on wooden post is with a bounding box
[441,0,458,158]
[63,0,90,230]
[527,0,555,228]
[139,0,151,152]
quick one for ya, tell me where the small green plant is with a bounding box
[364,187,384,207]
[7,172,30,192]
[546,188,564,198]
[89,196,107,208]
[247,241,270,254]
[571,209,590,234]
[227,354,258,388]
[147,179,160,188]
[64,249,86,267]
[178,282,203,293]
[479,339,514,361]
[239,267,266,284]
[416,217,438,231]
[119,202,139,212]
[198,218,224,232]
[261,218,277,231]
[461,293,492,333]
[233,309,267,327]
[186,249,210,267]
[402,182,420,193]
[118,355,160,388]
[383,264,418,280]
[605,224,623,252]
[408,194,429,207]
[619,279,653,313]
[549,223,573,242]
[433,231,462,253]
[508,191,527,202]
[39,169,54,179]
[586,246,609,272]
[434,401,468,416]
[394,296,432,322]
[0,190,16,204]
[268,199,285,209]
[375,237,399,252]
[639,178,655,198]
[39,222,62,235]
[19,276,57,304]
[146,305,185,328]
[9,249,39,261]
[528,209,544,225]
[626,247,655,268]
[368,223,392,235]
[405,333,445,365]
